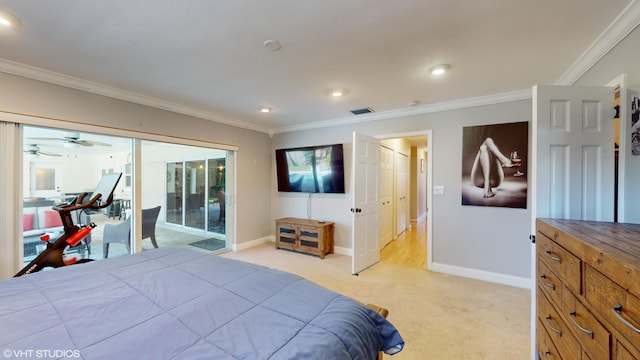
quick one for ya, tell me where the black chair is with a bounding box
[142,206,161,249]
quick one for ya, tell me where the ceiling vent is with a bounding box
[350,107,374,115]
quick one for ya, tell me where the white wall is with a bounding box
[272,99,533,280]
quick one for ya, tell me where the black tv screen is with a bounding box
[275,144,345,193]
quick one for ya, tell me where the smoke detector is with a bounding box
[263,40,282,51]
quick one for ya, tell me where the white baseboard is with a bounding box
[233,236,273,252]
[410,213,427,223]
[333,246,352,256]
[430,262,532,289]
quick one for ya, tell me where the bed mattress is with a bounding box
[0,247,403,359]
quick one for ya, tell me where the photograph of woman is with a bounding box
[461,122,528,208]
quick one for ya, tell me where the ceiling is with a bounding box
[0,1,634,134]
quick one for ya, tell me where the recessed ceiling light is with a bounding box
[260,107,271,113]
[329,88,348,97]
[0,11,20,27]
[431,64,450,76]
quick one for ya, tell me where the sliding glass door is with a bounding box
[185,160,205,229]
[165,157,227,234]
[166,161,183,226]
[160,145,228,249]
[208,158,226,235]
[18,127,232,265]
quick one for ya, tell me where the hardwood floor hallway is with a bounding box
[380,218,427,269]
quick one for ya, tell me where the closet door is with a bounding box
[396,152,408,236]
[380,146,394,247]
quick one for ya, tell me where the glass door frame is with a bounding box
[164,153,229,242]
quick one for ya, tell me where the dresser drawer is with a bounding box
[537,231,582,294]
[538,257,563,307]
[585,265,640,349]
[537,317,562,360]
[615,339,640,360]
[561,285,611,360]
[538,287,582,358]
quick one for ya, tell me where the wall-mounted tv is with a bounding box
[275,144,345,193]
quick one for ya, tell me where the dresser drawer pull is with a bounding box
[544,250,562,263]
[545,315,562,336]
[540,275,556,290]
[568,311,594,339]
[612,304,640,334]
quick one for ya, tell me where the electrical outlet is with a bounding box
[434,185,445,195]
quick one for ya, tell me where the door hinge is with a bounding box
[530,234,536,244]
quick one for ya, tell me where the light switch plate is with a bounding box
[434,185,445,195]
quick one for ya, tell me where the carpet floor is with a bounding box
[220,243,531,359]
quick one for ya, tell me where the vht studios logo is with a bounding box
[3,349,81,358]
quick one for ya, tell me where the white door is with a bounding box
[30,163,62,198]
[396,152,408,235]
[534,85,614,221]
[531,84,614,359]
[352,132,380,275]
[379,146,394,247]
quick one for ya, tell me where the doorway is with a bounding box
[29,163,61,199]
[377,131,432,270]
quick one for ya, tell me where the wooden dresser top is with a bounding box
[537,218,640,296]
[276,217,334,227]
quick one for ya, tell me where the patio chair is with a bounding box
[102,206,161,258]
[102,217,131,258]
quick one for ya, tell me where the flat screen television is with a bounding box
[275,144,345,193]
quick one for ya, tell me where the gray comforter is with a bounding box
[0,247,403,359]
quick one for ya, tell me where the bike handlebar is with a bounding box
[53,190,115,213]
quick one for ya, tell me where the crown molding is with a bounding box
[556,0,640,85]
[269,89,532,136]
[0,58,271,134]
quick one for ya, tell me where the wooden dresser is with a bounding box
[275,217,334,258]
[536,219,640,360]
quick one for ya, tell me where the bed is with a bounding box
[0,247,403,359]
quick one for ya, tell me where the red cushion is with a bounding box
[23,213,35,231]
[44,210,63,228]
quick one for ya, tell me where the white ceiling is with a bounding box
[0,1,635,134]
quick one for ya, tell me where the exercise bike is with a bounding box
[15,173,122,277]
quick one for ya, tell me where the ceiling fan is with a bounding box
[29,131,112,148]
[24,144,62,157]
